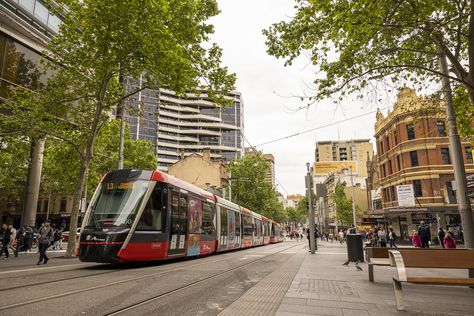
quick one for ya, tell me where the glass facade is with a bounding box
[0,32,48,99]
[6,0,63,33]
[123,84,244,170]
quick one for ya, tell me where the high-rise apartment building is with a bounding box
[244,148,275,188]
[315,139,373,177]
[375,87,474,240]
[123,79,244,171]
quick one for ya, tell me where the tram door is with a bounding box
[168,190,188,256]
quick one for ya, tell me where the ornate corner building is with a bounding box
[375,87,474,240]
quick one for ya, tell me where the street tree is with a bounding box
[1,0,235,256]
[331,182,362,227]
[0,136,30,198]
[41,120,157,199]
[263,0,474,135]
[227,153,286,221]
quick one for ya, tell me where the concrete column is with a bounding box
[21,138,45,227]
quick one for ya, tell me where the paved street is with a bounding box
[1,240,473,316]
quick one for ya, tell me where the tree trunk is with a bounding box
[65,75,111,257]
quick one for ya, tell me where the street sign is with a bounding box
[396,184,416,207]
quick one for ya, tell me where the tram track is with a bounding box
[105,242,300,315]
[0,242,294,312]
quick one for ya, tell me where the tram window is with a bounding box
[235,213,241,237]
[137,184,166,231]
[179,196,188,234]
[243,215,253,236]
[188,197,202,234]
[220,208,228,236]
[202,202,215,235]
[170,192,180,235]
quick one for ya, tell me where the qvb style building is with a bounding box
[123,79,244,171]
[375,87,474,241]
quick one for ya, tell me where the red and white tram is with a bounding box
[78,169,283,263]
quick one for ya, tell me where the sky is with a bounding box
[210,0,393,196]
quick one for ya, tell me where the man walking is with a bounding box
[418,221,431,248]
[38,220,54,265]
[388,228,398,248]
[1,223,11,259]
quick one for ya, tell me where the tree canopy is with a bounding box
[264,0,474,114]
[226,153,287,222]
[0,0,235,256]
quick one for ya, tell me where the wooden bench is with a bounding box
[366,247,391,282]
[389,249,474,311]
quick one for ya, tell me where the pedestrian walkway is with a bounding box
[276,241,474,316]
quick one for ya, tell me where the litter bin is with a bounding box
[346,233,364,262]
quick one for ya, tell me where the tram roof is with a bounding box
[151,170,216,202]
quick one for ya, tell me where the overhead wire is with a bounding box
[254,105,393,147]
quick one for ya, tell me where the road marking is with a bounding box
[0,263,94,275]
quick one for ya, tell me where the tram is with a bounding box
[78,169,284,263]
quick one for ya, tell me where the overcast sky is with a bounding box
[210,0,390,196]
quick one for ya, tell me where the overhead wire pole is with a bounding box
[438,48,474,249]
[117,65,125,170]
[306,162,316,254]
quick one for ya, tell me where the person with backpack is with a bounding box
[388,228,397,248]
[37,220,54,265]
[418,221,431,248]
[24,226,33,252]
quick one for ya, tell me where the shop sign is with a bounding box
[411,213,432,225]
[396,184,416,207]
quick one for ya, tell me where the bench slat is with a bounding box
[406,277,474,286]
[398,249,474,269]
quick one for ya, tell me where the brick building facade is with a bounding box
[375,87,474,240]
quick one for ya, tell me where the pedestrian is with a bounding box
[378,228,387,247]
[52,227,63,250]
[388,228,397,248]
[346,224,356,235]
[444,231,457,249]
[306,226,318,251]
[1,223,11,259]
[329,232,334,243]
[418,221,431,248]
[37,220,54,265]
[8,224,16,255]
[338,230,344,244]
[438,227,446,248]
[14,226,25,257]
[24,226,33,252]
[411,230,422,248]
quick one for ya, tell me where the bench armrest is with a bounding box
[389,250,407,282]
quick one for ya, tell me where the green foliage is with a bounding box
[0,0,235,255]
[288,197,310,223]
[0,136,30,196]
[41,120,157,197]
[263,0,474,128]
[453,86,474,139]
[331,182,362,226]
[227,153,286,222]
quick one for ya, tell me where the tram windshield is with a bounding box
[85,180,149,228]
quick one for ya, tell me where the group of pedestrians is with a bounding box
[0,220,64,264]
[410,221,457,249]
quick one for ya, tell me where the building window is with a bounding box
[382,164,386,177]
[409,151,419,167]
[60,198,67,212]
[466,147,473,164]
[394,130,398,145]
[388,160,393,174]
[385,136,390,151]
[407,123,415,140]
[396,155,401,171]
[437,121,446,137]
[441,148,451,164]
[413,180,423,197]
